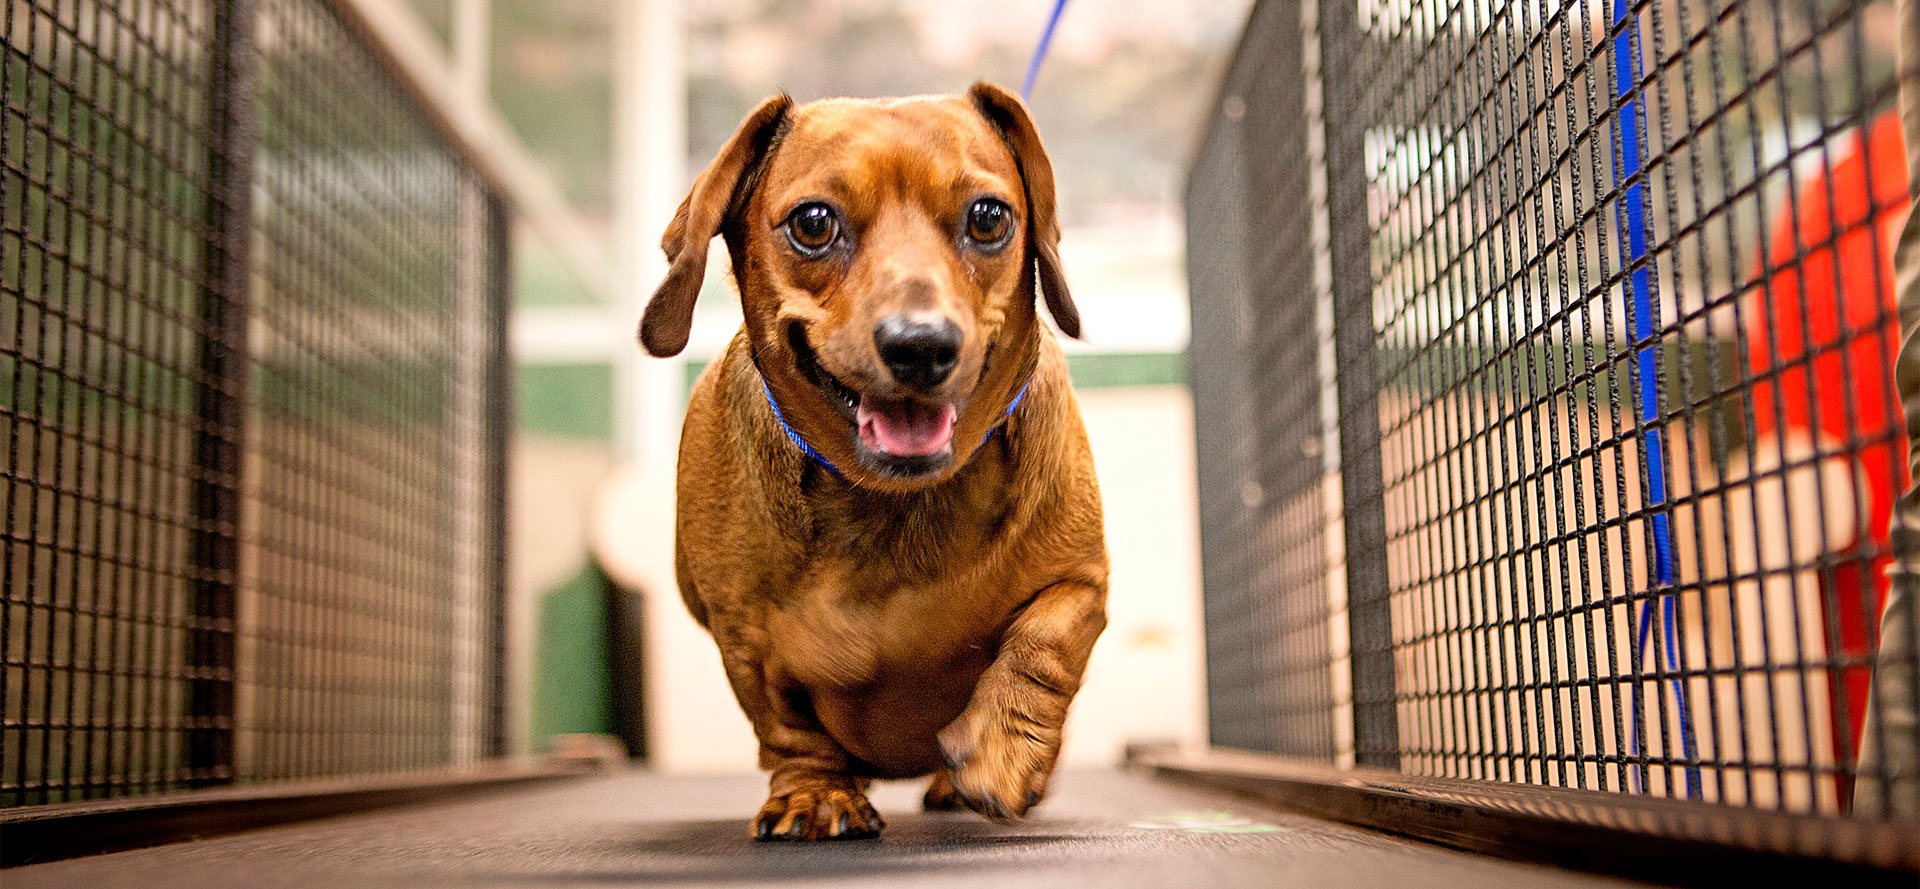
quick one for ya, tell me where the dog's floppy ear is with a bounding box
[967,82,1078,339]
[639,94,794,357]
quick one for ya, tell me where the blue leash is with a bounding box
[1608,0,1700,799]
[761,377,1030,477]
[1021,0,1070,101]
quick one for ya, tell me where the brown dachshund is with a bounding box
[637,83,1108,840]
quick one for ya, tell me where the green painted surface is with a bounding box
[516,362,615,440]
[680,350,1189,396]
[514,240,606,308]
[1064,351,1188,388]
[529,561,615,751]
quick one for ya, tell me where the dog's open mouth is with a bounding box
[855,395,956,457]
[788,323,959,473]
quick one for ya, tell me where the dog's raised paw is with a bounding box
[935,709,1057,821]
[752,788,884,841]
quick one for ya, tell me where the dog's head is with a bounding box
[640,83,1077,491]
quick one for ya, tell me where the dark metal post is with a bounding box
[1317,0,1399,770]
[189,0,256,787]
[483,190,513,758]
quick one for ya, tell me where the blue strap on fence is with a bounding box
[1608,0,1702,799]
[1021,0,1070,101]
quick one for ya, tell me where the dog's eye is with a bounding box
[966,199,1013,248]
[785,203,840,255]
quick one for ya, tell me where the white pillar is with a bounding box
[613,0,758,774]
[452,0,489,102]
[451,0,491,767]
[615,0,689,463]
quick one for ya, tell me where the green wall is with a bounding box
[517,362,614,440]
[529,561,615,749]
[517,361,617,752]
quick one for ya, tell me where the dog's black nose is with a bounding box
[874,314,961,389]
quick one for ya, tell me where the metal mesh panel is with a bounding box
[4,0,230,806]
[1189,0,1917,818]
[1188,0,1343,762]
[3,0,510,807]
[241,0,473,781]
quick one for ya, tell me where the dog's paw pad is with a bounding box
[752,789,883,841]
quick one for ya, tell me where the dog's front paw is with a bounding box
[752,786,884,841]
[935,706,1058,821]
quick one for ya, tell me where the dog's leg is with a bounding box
[936,579,1106,820]
[921,770,966,811]
[749,691,885,841]
[706,630,884,841]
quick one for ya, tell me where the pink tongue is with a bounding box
[857,397,957,457]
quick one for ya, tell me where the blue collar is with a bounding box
[759,376,1031,476]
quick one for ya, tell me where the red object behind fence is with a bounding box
[1749,110,1911,796]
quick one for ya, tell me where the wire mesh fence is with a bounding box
[1189,0,1347,763]
[1189,0,1918,820]
[2,0,510,808]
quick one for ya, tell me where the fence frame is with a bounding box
[187,0,257,791]
[1317,0,1399,770]
[1141,748,1918,884]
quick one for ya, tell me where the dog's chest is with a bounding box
[766,558,1006,776]
[767,555,1010,693]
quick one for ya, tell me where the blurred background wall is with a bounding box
[401,0,1252,771]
